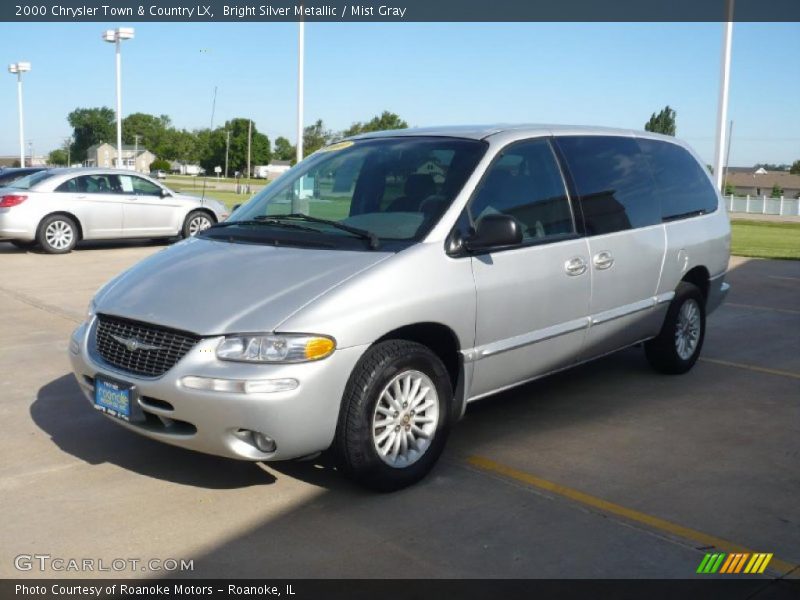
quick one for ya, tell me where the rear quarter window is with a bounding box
[636,138,718,221]
[555,135,660,235]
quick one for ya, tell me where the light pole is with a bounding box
[296,21,304,162]
[8,61,31,167]
[102,27,134,169]
[713,0,734,192]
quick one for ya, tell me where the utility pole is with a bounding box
[224,129,230,179]
[713,0,734,191]
[723,120,734,192]
[65,137,72,166]
[27,141,33,167]
[133,134,141,171]
[247,120,252,185]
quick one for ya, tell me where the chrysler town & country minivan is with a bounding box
[69,125,730,490]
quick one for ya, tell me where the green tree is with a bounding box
[274,136,295,161]
[303,119,335,157]
[343,111,408,137]
[67,107,115,162]
[770,184,784,198]
[122,113,172,157]
[150,158,171,172]
[790,160,800,175]
[48,148,69,166]
[198,119,271,175]
[644,105,677,136]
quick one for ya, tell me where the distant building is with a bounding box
[84,142,155,172]
[169,161,204,176]
[726,168,800,198]
[0,155,47,167]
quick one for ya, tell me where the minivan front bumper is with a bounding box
[68,319,367,461]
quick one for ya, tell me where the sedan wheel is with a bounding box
[183,211,213,238]
[37,215,78,254]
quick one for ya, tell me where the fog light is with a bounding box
[252,432,277,453]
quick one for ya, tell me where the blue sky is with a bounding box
[0,22,798,166]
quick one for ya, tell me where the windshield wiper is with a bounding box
[268,213,380,250]
[207,217,320,233]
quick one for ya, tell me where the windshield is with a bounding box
[8,170,56,190]
[222,137,487,245]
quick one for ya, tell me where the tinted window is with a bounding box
[637,138,718,220]
[556,135,659,235]
[468,138,574,241]
[57,174,122,194]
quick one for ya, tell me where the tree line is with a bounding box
[48,108,409,174]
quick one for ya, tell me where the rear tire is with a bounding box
[182,211,214,238]
[645,282,706,374]
[334,340,453,492]
[37,215,78,254]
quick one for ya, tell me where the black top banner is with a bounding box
[4,0,800,22]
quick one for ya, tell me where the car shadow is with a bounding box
[0,238,174,254]
[32,374,275,489]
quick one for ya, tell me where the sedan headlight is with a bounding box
[216,334,336,363]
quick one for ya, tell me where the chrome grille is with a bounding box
[94,314,200,377]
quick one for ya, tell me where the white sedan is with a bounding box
[0,168,228,253]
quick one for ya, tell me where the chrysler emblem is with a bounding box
[110,334,164,352]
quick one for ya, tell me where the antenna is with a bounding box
[200,85,217,204]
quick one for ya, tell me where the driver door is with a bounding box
[467,138,591,398]
[118,174,180,237]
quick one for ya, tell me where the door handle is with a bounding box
[593,251,614,270]
[564,256,587,276]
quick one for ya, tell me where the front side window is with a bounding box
[226,137,486,245]
[555,135,659,235]
[118,175,163,196]
[56,174,122,194]
[467,138,575,242]
[637,138,718,221]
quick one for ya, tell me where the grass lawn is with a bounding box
[730,220,800,260]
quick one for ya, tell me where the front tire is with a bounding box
[182,211,214,238]
[645,282,706,374]
[37,215,78,254]
[334,340,453,492]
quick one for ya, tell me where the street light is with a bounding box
[102,27,134,168]
[8,61,31,167]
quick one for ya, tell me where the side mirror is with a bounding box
[160,188,171,198]
[232,204,242,212]
[464,214,522,252]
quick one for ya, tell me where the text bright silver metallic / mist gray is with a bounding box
[68,125,731,488]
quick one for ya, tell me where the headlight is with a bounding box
[216,334,336,363]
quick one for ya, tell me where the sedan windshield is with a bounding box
[216,137,487,246]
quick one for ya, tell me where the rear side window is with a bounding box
[57,175,122,194]
[555,135,659,235]
[637,138,718,221]
[468,138,575,242]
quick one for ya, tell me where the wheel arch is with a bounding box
[680,265,710,303]
[38,211,83,240]
[375,322,466,424]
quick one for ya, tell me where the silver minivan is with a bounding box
[69,125,730,490]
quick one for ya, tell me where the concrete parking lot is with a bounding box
[0,240,798,581]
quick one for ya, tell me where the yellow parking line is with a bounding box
[726,302,800,316]
[699,357,800,380]
[466,455,798,577]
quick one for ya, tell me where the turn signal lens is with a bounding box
[304,337,335,361]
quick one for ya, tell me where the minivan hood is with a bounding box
[95,237,392,335]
